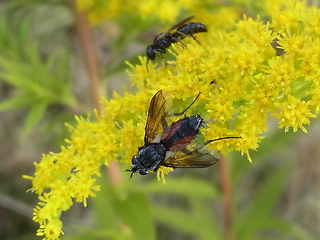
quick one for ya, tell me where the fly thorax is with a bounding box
[190,115,202,126]
[136,144,166,171]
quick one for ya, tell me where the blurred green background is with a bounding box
[0,1,319,240]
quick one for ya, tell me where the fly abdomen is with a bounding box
[162,116,203,149]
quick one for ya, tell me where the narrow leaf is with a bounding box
[137,177,217,199]
[0,95,36,111]
[153,205,221,239]
[22,100,47,138]
[234,164,291,238]
[114,192,155,240]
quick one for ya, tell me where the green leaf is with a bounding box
[91,188,118,230]
[0,14,75,135]
[234,163,291,239]
[63,226,132,240]
[136,177,217,199]
[257,219,316,240]
[0,95,36,111]
[22,100,48,138]
[114,192,155,240]
[153,205,221,239]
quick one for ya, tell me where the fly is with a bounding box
[127,90,241,177]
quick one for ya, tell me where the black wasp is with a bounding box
[146,16,207,70]
[127,90,241,177]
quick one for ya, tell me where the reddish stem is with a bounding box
[219,155,233,240]
[71,1,121,185]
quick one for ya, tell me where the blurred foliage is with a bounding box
[0,3,75,138]
[0,0,319,240]
[60,152,315,240]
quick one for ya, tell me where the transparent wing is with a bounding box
[163,144,218,168]
[145,90,172,144]
[166,16,195,33]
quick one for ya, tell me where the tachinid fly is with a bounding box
[127,90,241,177]
[146,16,207,71]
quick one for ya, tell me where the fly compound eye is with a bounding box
[132,156,138,165]
[139,169,148,175]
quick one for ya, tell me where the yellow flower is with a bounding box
[157,166,174,183]
[307,83,320,114]
[28,1,320,239]
[272,95,315,132]
[265,55,299,94]
[36,218,63,240]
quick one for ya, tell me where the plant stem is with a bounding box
[72,1,121,185]
[219,155,233,240]
[72,2,102,113]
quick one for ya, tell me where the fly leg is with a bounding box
[204,136,242,145]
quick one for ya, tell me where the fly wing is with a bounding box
[163,145,219,168]
[166,16,195,33]
[145,90,172,144]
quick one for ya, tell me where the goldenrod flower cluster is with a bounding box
[27,1,320,239]
[76,0,239,24]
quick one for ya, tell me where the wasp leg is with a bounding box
[147,49,168,72]
[153,48,170,66]
[172,36,187,49]
[175,31,201,44]
[155,52,169,66]
[188,34,200,44]
[174,92,201,116]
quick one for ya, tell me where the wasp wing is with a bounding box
[163,145,219,168]
[166,16,195,33]
[145,90,172,144]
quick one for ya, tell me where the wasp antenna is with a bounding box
[204,136,242,145]
[174,92,201,116]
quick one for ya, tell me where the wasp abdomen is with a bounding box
[174,22,207,38]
